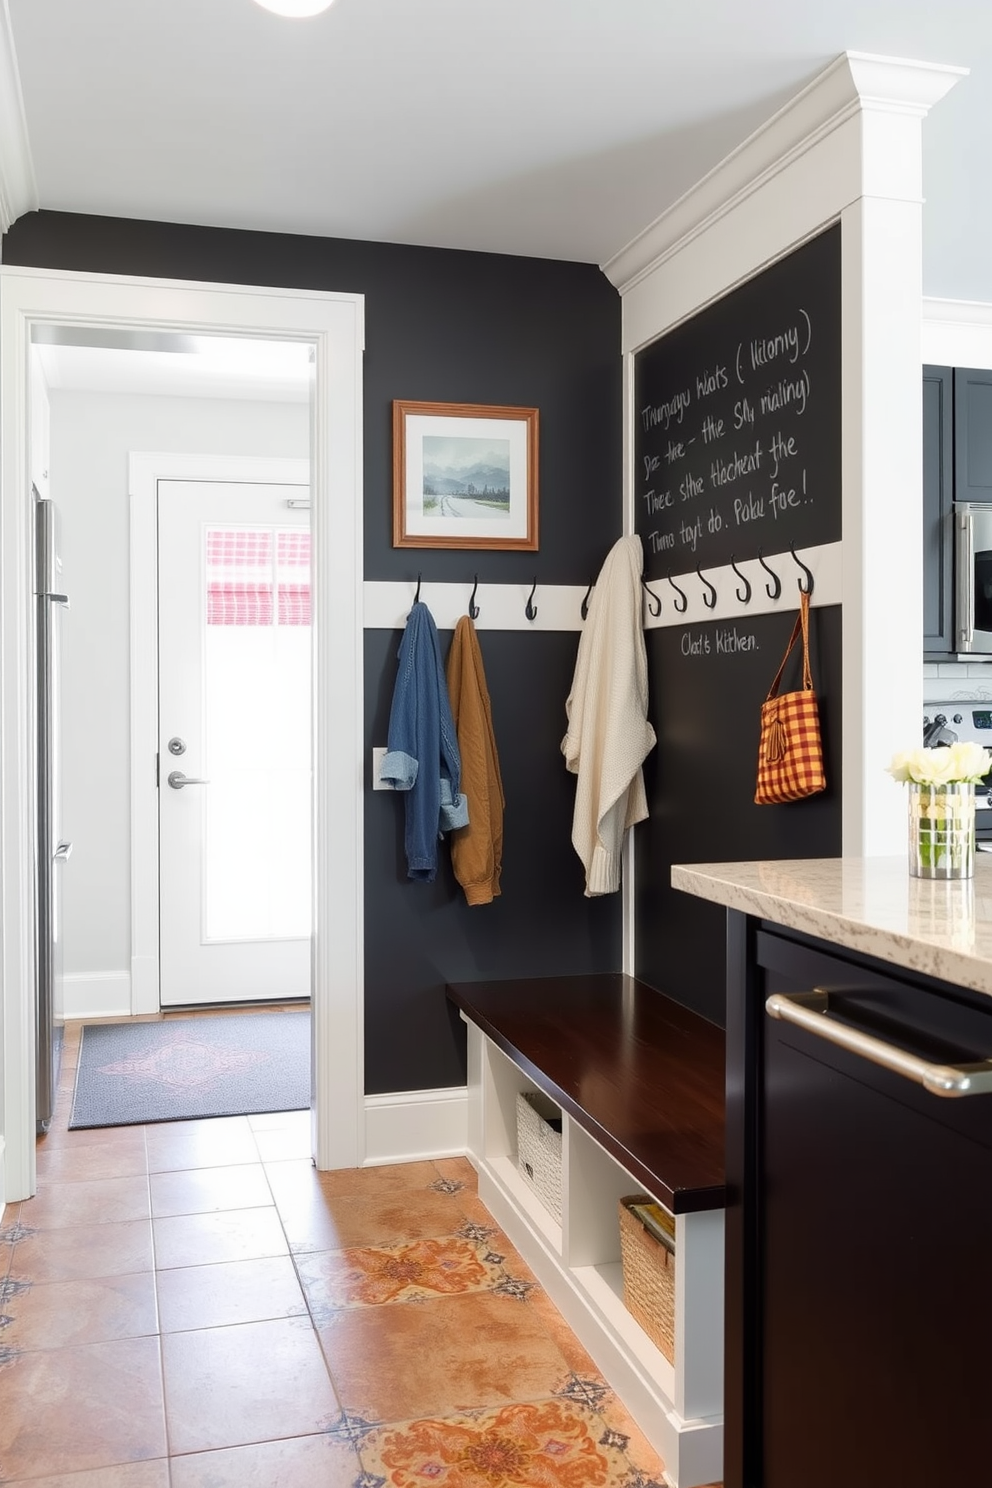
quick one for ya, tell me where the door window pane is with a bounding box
[202,525,311,943]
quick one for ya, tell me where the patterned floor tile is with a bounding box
[296,1235,507,1315]
[359,1398,658,1488]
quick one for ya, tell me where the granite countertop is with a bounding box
[671,856,992,997]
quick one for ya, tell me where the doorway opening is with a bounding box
[1,267,365,1200]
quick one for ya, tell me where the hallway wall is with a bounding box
[6,212,624,1094]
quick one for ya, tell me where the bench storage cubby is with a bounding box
[447,974,725,1488]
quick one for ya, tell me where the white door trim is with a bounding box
[0,265,366,1196]
[129,453,311,1015]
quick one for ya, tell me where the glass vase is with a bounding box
[908,782,975,880]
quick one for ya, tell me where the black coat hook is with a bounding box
[790,543,814,596]
[525,578,538,621]
[667,571,688,614]
[414,573,422,605]
[468,575,480,619]
[697,566,717,610]
[581,582,594,621]
[757,549,781,601]
[640,576,662,618]
[730,554,752,605]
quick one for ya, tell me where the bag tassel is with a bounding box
[764,712,787,764]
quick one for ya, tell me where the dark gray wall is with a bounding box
[5,211,624,1092]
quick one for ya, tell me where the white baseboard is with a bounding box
[63,971,132,1020]
[364,1085,468,1166]
[0,1134,6,1221]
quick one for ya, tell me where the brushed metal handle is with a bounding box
[765,989,992,1098]
[167,770,210,790]
[957,507,975,652]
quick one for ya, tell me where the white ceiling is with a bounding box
[4,0,992,300]
[34,335,313,402]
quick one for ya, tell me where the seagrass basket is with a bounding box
[619,1195,676,1363]
[515,1089,563,1222]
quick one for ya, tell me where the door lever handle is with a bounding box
[167,771,210,790]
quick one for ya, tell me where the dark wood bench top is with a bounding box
[447,974,725,1214]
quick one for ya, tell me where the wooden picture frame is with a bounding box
[392,400,539,550]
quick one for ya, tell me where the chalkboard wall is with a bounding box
[633,228,844,1025]
[635,225,841,576]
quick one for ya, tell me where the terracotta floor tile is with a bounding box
[21,1174,151,1230]
[35,1122,128,1149]
[156,1255,307,1332]
[358,1396,655,1488]
[247,1108,310,1132]
[35,1141,150,1183]
[161,1316,339,1455]
[251,1124,313,1162]
[296,1234,507,1317]
[145,1116,260,1172]
[0,1335,167,1479]
[281,1186,482,1255]
[317,1289,574,1420]
[152,1206,288,1270]
[433,1155,478,1188]
[594,1387,672,1483]
[149,1162,272,1217]
[304,1159,441,1198]
[263,1157,327,1210]
[6,1218,154,1283]
[1,1271,158,1350]
[170,1433,361,1488]
[527,1286,602,1376]
[0,1462,170,1488]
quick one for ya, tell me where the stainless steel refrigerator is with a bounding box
[35,493,71,1132]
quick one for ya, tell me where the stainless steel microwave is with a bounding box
[955,502,992,654]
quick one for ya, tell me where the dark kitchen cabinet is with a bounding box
[954,366,992,503]
[923,363,954,656]
[725,916,992,1488]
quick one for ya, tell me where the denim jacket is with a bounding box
[380,602,469,881]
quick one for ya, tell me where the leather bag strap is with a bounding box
[765,590,813,702]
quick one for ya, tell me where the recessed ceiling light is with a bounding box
[253,0,335,15]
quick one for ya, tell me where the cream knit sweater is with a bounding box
[561,535,657,896]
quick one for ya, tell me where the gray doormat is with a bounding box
[69,1012,310,1128]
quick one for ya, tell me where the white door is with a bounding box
[158,479,312,1007]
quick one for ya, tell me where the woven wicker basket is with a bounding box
[516,1089,563,1222]
[619,1195,676,1363]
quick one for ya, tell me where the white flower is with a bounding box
[886,743,992,786]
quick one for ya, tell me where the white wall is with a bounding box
[49,388,308,1014]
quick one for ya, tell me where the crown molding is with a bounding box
[923,295,992,328]
[0,0,38,233]
[603,51,967,295]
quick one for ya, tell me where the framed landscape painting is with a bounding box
[393,400,539,550]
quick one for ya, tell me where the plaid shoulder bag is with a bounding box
[755,590,826,805]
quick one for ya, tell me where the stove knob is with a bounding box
[954,714,963,724]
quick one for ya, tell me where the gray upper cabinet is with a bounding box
[923,364,954,657]
[954,367,992,502]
